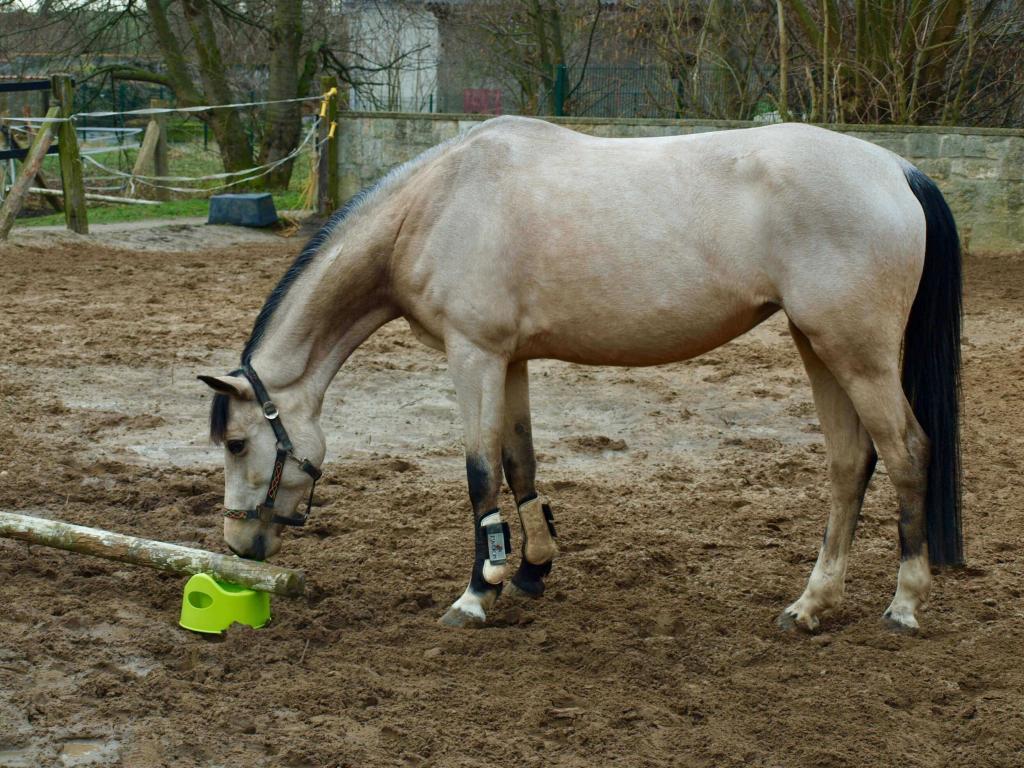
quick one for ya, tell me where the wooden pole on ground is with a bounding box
[318,75,339,216]
[50,74,88,234]
[28,187,162,206]
[0,106,59,240]
[0,511,306,597]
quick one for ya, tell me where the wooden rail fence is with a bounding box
[0,73,89,239]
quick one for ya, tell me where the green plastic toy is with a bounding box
[179,573,271,634]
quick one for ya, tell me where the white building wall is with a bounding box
[345,1,439,112]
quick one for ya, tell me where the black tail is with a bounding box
[902,166,963,567]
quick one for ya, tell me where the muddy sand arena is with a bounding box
[1,222,1022,767]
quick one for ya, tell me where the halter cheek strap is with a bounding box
[222,364,324,527]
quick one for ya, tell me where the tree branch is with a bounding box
[566,0,603,101]
[81,64,174,89]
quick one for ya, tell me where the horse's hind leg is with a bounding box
[833,368,931,632]
[787,324,931,632]
[500,361,558,598]
[780,323,877,632]
[439,337,512,628]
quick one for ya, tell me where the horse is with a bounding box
[199,116,962,633]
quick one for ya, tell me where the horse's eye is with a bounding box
[226,439,246,456]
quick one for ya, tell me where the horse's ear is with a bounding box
[197,374,254,400]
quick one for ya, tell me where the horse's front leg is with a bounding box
[439,338,512,628]
[500,360,558,598]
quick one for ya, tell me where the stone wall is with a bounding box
[336,112,1024,254]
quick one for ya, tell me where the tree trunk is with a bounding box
[258,0,304,190]
[144,0,204,105]
[529,0,555,114]
[777,0,789,120]
[182,0,254,173]
[920,0,968,113]
[144,0,252,174]
[821,0,829,122]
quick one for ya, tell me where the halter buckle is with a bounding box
[262,401,280,420]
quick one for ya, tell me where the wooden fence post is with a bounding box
[0,106,59,240]
[50,74,88,234]
[131,100,170,201]
[152,99,169,201]
[318,75,339,216]
[131,120,160,193]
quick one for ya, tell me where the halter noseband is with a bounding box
[222,364,323,527]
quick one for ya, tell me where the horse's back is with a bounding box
[394,118,925,364]
[448,118,918,264]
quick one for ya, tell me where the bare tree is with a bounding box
[781,0,1024,125]
[441,0,607,116]
[340,1,437,112]
[615,0,777,120]
[0,0,440,189]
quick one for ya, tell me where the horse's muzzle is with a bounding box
[227,534,267,561]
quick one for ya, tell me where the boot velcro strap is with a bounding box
[542,502,557,539]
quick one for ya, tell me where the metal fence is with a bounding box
[349,93,436,114]
[565,65,675,119]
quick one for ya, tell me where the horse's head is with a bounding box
[199,369,325,561]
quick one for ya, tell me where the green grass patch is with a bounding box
[19,190,307,228]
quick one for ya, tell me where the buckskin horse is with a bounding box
[199,116,962,633]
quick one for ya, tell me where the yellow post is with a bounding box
[319,76,340,216]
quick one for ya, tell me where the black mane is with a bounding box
[241,190,372,364]
[209,185,378,443]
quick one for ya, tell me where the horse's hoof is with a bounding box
[882,609,919,635]
[776,610,798,631]
[439,606,485,629]
[777,608,819,634]
[506,576,545,600]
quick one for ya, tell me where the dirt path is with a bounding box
[0,227,1022,767]
[10,215,303,253]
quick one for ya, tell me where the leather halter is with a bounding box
[222,364,323,527]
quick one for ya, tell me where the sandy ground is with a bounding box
[0,223,1022,768]
[12,216,298,253]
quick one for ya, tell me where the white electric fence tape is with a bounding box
[0,93,327,125]
[81,120,323,194]
[2,91,335,196]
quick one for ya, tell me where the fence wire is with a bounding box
[1,91,332,209]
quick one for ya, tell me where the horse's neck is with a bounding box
[248,213,400,407]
